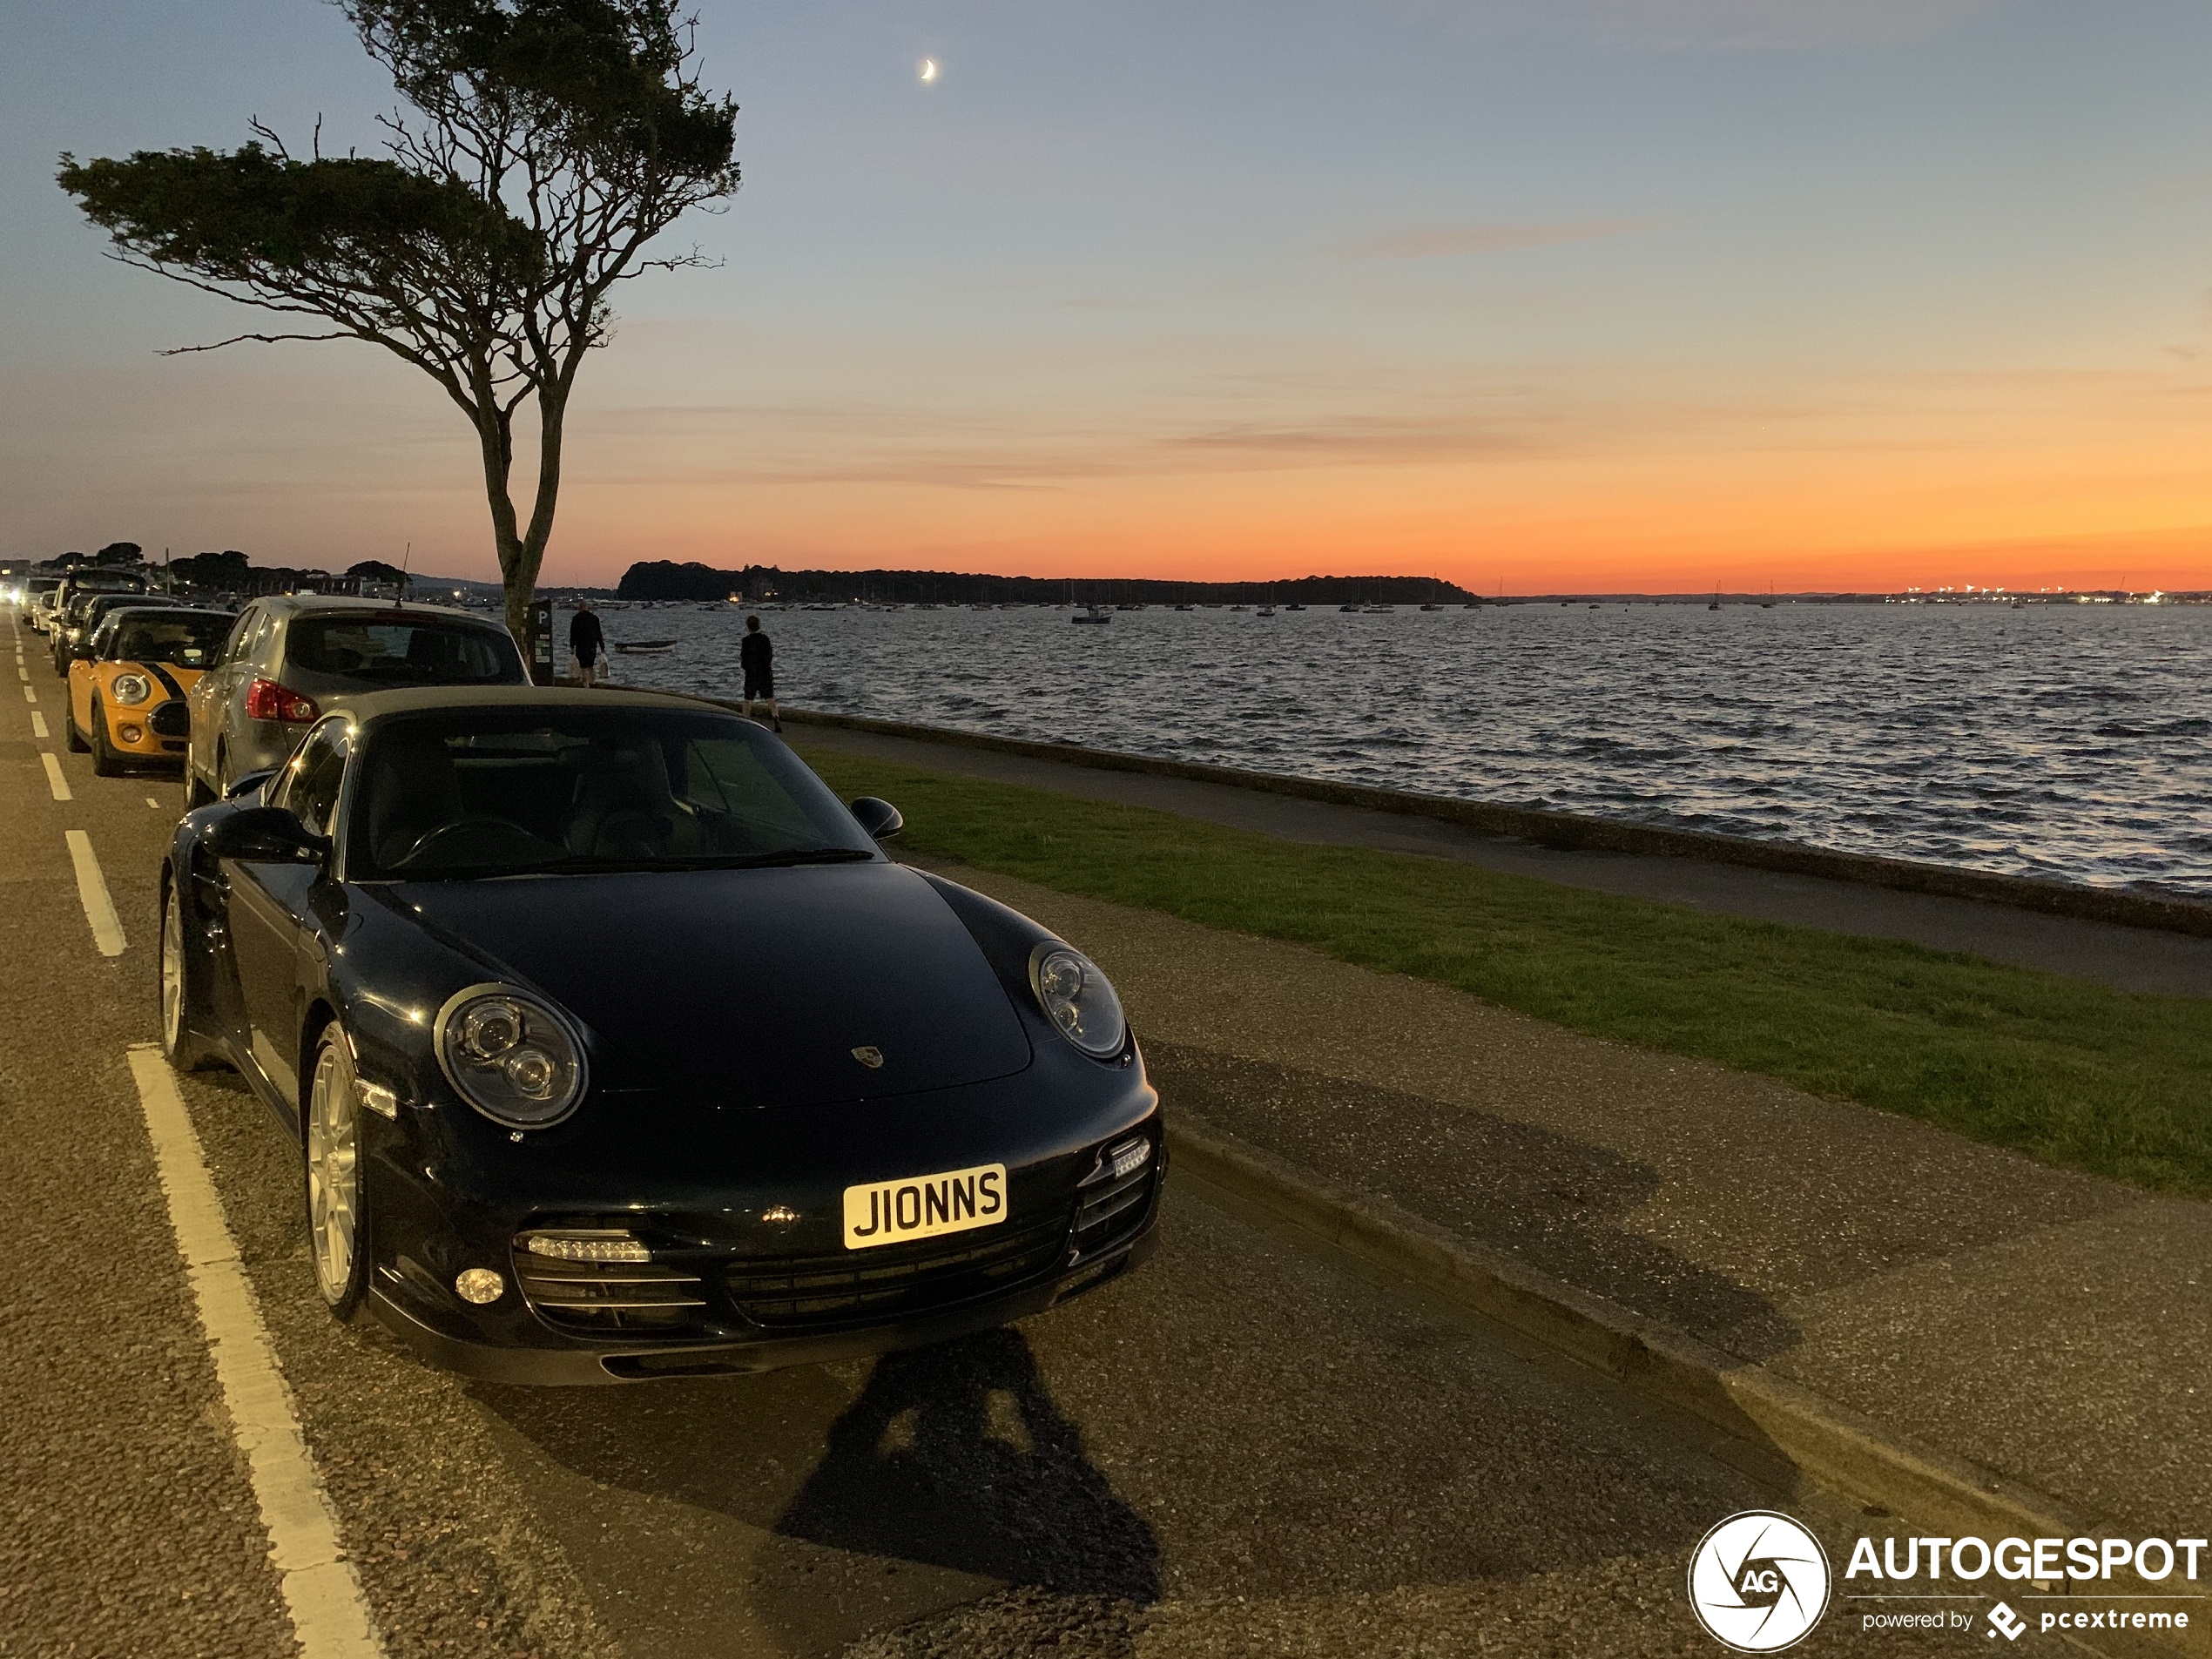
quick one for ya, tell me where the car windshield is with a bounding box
[288,615,523,685]
[347,706,880,880]
[110,612,233,666]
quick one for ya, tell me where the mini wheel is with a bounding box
[90,699,125,777]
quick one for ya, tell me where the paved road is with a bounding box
[0,608,2006,1657]
[790,720,2212,997]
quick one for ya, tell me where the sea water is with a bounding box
[597,601,2212,897]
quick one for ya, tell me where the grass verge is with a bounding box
[799,744,2212,1197]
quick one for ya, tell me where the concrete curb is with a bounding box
[1169,1113,2211,1654]
[1165,1109,2094,1544]
[774,705,2212,940]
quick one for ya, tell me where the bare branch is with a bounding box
[158,329,358,355]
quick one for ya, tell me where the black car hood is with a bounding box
[376,861,1033,1109]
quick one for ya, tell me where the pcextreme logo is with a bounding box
[1687,1511,1833,1652]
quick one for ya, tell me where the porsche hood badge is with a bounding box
[851,1045,885,1069]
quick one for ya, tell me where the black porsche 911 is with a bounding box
[158,687,1162,1383]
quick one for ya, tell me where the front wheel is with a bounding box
[158,878,219,1071]
[65,700,89,752]
[90,699,124,777]
[305,1029,373,1320]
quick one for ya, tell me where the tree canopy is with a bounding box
[58,0,738,662]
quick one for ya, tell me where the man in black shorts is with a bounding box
[740,614,780,730]
[569,600,605,687]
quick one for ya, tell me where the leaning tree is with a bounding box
[58,0,738,666]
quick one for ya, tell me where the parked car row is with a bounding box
[21,586,1166,1385]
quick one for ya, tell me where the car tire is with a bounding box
[304,1028,374,1321]
[158,876,219,1072]
[90,699,124,777]
[65,701,90,752]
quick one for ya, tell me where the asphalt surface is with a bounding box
[0,607,2087,1657]
[790,721,2212,997]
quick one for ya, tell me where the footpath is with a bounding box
[785,720,2212,1648]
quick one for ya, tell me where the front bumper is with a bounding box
[367,1199,1161,1385]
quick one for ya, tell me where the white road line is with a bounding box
[30,711,49,738]
[42,752,72,802]
[145,794,162,809]
[64,829,125,955]
[22,685,34,704]
[125,1048,384,1659]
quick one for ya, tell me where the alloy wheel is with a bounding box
[159,887,185,1054]
[306,1042,360,1304]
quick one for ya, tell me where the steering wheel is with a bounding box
[399,816,546,867]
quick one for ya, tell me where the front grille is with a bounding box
[726,1213,1069,1331]
[149,700,189,738]
[513,1255,709,1336]
[1070,1136,1157,1261]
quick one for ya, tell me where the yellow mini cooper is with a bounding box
[68,605,237,776]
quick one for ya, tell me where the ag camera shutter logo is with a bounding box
[1688,1511,1832,1652]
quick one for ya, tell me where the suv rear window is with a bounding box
[287,616,523,685]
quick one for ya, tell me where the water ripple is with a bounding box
[605,604,2212,897]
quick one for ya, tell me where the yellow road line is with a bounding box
[64,830,125,956]
[125,1048,385,1659]
[30,711,49,738]
[41,752,72,802]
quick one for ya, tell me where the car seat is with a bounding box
[366,733,464,867]
[562,741,703,861]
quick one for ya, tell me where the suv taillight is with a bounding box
[245,678,319,725]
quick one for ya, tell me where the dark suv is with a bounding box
[185,595,528,805]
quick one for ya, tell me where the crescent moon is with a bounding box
[919,57,939,83]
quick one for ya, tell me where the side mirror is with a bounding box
[207,805,330,865]
[848,797,903,840]
[224,768,278,801]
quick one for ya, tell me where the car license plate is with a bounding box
[843,1162,1007,1251]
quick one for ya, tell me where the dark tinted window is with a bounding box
[107,611,234,667]
[287,616,523,685]
[347,707,873,879]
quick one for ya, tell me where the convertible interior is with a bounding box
[353,718,865,877]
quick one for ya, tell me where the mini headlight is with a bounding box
[435,984,588,1129]
[111,673,152,705]
[1028,944,1128,1059]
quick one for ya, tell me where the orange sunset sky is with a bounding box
[6,0,2212,594]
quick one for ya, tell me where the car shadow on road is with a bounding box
[475,1328,1158,1656]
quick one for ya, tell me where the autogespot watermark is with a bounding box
[1689,1513,2209,1648]
[1688,1512,1833,1652]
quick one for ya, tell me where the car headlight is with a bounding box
[1028,944,1128,1059]
[434,983,590,1129]
[111,673,152,705]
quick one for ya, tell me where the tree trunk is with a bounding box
[468,392,547,681]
